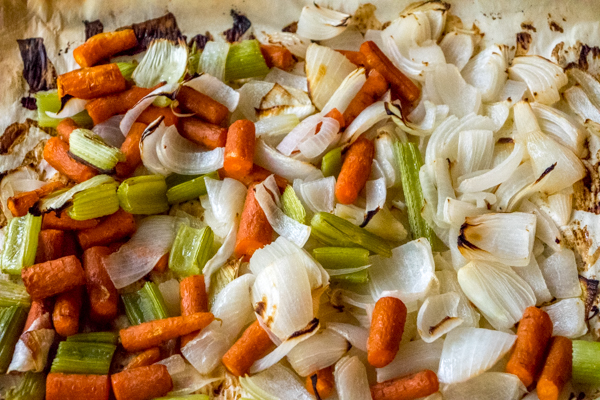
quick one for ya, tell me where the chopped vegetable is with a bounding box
[35,229,65,263]
[53,287,83,337]
[223,119,256,181]
[537,336,572,400]
[572,340,600,384]
[321,147,343,178]
[281,185,306,224]
[368,296,407,368]
[169,225,214,277]
[235,184,274,261]
[4,372,45,400]
[200,41,230,81]
[45,373,110,400]
[8,181,65,217]
[68,128,125,171]
[73,30,138,68]
[76,209,137,249]
[66,332,118,345]
[67,182,120,221]
[21,255,86,300]
[111,364,172,400]
[176,86,229,125]
[57,63,128,99]
[118,175,169,215]
[0,281,31,308]
[313,246,370,284]
[225,39,270,81]
[0,306,28,373]
[122,281,170,325]
[370,370,440,400]
[34,91,93,129]
[124,347,161,370]
[335,137,374,204]
[43,137,98,183]
[50,340,116,375]
[166,171,219,204]
[179,274,208,346]
[306,366,335,399]
[260,44,294,70]
[1,213,41,275]
[222,320,273,377]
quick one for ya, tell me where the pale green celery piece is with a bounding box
[169,225,214,278]
[122,282,170,326]
[34,91,93,129]
[207,260,238,310]
[66,332,119,345]
[187,42,202,77]
[39,174,115,212]
[152,96,173,108]
[321,147,343,178]
[117,61,138,81]
[573,340,600,384]
[118,174,169,215]
[200,41,230,81]
[50,341,116,375]
[281,185,306,224]
[224,40,270,81]
[312,247,370,269]
[5,372,45,400]
[67,182,120,221]
[0,306,28,373]
[166,171,219,204]
[0,281,31,308]
[1,214,42,275]
[69,128,125,171]
[331,270,369,284]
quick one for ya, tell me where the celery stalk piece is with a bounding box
[50,341,116,375]
[200,42,230,81]
[166,171,219,204]
[154,395,210,400]
[122,282,170,326]
[281,186,306,224]
[5,372,45,400]
[333,270,369,284]
[573,340,600,384]
[34,91,93,129]
[165,173,204,189]
[187,41,202,77]
[169,225,214,277]
[69,128,125,171]
[67,182,120,221]
[312,247,370,269]
[39,174,115,212]
[118,175,169,215]
[1,214,42,275]
[225,40,270,81]
[117,61,138,82]
[310,212,393,257]
[0,281,31,308]
[321,147,343,178]
[66,332,119,345]
[0,306,28,373]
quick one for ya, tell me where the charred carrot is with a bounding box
[177,117,228,149]
[335,137,374,205]
[124,347,162,370]
[222,320,274,377]
[506,306,554,387]
[56,118,80,142]
[360,41,420,103]
[35,229,65,263]
[235,184,274,261]
[176,86,229,125]
[153,253,169,273]
[115,122,148,178]
[137,105,178,127]
[370,370,439,400]
[85,86,155,125]
[43,210,99,230]
[83,246,119,321]
[307,366,335,399]
[23,299,53,331]
[46,372,110,400]
[337,50,368,68]
[344,69,389,126]
[57,63,128,100]
[43,137,98,183]
[111,364,173,400]
[537,336,572,400]
[77,209,136,249]
[219,164,288,191]
[260,44,295,70]
[223,119,256,180]
[323,108,345,129]
[73,29,138,68]
[180,274,208,346]
[53,286,83,337]
[368,296,407,368]
[7,181,65,217]
[120,312,214,352]
[22,255,86,300]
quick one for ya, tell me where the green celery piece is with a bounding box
[165,173,204,189]
[1,214,42,275]
[122,282,170,326]
[225,40,270,81]
[117,61,138,81]
[169,225,214,278]
[50,341,116,375]
[66,332,119,345]
[118,174,169,215]
[69,128,125,171]
[0,281,31,308]
[166,171,219,204]
[321,147,343,178]
[67,182,120,221]
[573,340,600,384]
[187,42,202,77]
[200,42,230,81]
[0,306,28,373]
[312,247,370,269]
[331,270,369,284]
[281,186,306,224]
[34,91,93,129]
[5,372,45,400]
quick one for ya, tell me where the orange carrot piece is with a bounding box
[222,320,274,377]
[360,41,420,103]
[219,164,288,191]
[77,209,137,250]
[177,117,228,149]
[57,63,128,100]
[344,69,389,126]
[42,210,100,230]
[73,29,138,68]
[306,366,336,399]
[370,370,440,400]
[506,306,554,387]
[120,312,214,352]
[46,373,110,400]
[234,184,273,261]
[107,240,127,253]
[124,347,162,370]
[176,86,229,125]
[111,364,173,400]
[85,86,155,125]
[137,105,178,127]
[537,336,572,400]
[260,44,295,70]
[115,122,148,178]
[53,286,83,337]
[323,108,345,129]
[35,229,65,263]
[56,118,80,142]
[43,137,98,183]
[7,181,66,217]
[62,231,79,257]
[23,299,53,331]
[223,119,256,180]
[180,274,209,346]
[153,253,169,273]
[368,296,407,368]
[337,50,368,68]
[22,255,86,300]
[83,246,119,322]
[335,136,374,205]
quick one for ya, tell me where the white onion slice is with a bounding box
[203,224,237,291]
[295,177,336,214]
[565,85,600,124]
[334,356,372,400]
[326,264,371,276]
[341,101,389,144]
[277,114,322,156]
[374,132,401,188]
[39,174,115,212]
[257,83,315,121]
[531,102,587,158]
[184,74,239,112]
[240,363,313,400]
[92,115,126,148]
[296,4,350,41]
[256,31,311,59]
[462,45,508,103]
[321,68,366,116]
[133,39,187,88]
[442,372,527,400]
[46,97,88,119]
[255,140,323,181]
[425,63,481,118]
[202,177,247,239]
[417,292,463,343]
[8,314,54,373]
[519,199,562,252]
[377,339,444,383]
[255,114,300,146]
[512,258,552,306]
[436,270,481,328]
[140,120,170,175]
[156,355,220,396]
[365,178,387,213]
[509,56,568,105]
[265,68,309,92]
[538,249,582,299]
[287,329,349,376]
[542,298,588,339]
[439,32,473,71]
[298,117,341,160]
[120,82,179,135]
[158,279,181,317]
[326,322,368,352]
[454,129,494,183]
[200,42,230,81]
[494,161,535,212]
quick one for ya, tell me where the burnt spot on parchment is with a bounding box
[520,22,536,32]
[20,97,37,110]
[549,20,564,33]
[84,20,104,40]
[223,10,252,43]
[188,31,213,51]
[119,13,184,54]
[17,38,57,93]
[0,120,36,155]
[516,32,532,56]
[553,42,600,79]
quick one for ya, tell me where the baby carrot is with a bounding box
[344,69,389,126]
[43,137,98,183]
[23,299,53,331]
[124,347,162,370]
[46,373,110,400]
[35,229,65,263]
[370,370,439,400]
[219,164,288,191]
[323,108,345,129]
[57,63,128,100]
[234,184,273,261]
[111,364,173,400]
[368,296,407,368]
[120,312,214,352]
[85,86,155,125]
[337,50,368,68]
[115,122,148,178]
[22,255,86,300]
[137,105,178,127]
[62,231,79,258]
[43,210,100,230]
[223,119,256,180]
[7,181,65,217]
[260,44,294,70]
[306,366,335,399]
[152,253,169,273]
[222,320,274,377]
[180,274,208,346]
[335,136,374,205]
[537,336,572,400]
[73,29,138,68]
[77,209,137,249]
[177,117,228,149]
[176,86,229,125]
[506,306,553,387]
[83,246,119,322]
[56,118,79,142]
[53,286,83,337]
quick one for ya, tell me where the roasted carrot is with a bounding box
[335,136,374,205]
[537,336,572,400]
[323,108,345,129]
[23,299,53,331]
[506,306,554,387]
[370,370,439,400]
[337,50,368,68]
[368,296,407,368]
[176,86,229,125]
[7,181,65,217]
[77,209,136,249]
[62,231,79,257]
[344,69,389,126]
[153,253,169,273]
[35,229,65,263]
[107,240,127,253]
[137,105,178,126]
[53,286,83,337]
[43,210,100,230]
[56,118,79,142]
[223,119,256,180]
[83,246,119,322]
[124,347,162,370]
[234,184,273,261]
[73,29,138,68]
[111,364,173,400]
[57,63,128,100]
[260,44,295,70]
[306,366,335,399]
[46,373,110,400]
[43,137,98,183]
[115,122,148,178]
[180,274,208,346]
[120,312,214,352]
[222,320,274,377]
[360,41,420,103]
[22,255,86,300]
[177,117,228,149]
[219,164,288,191]
[86,86,155,125]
